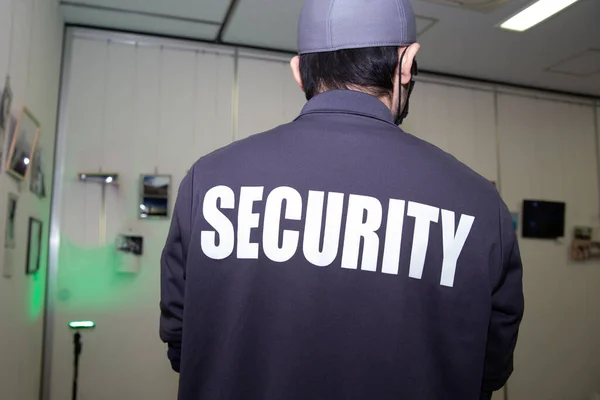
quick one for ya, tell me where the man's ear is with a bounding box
[399,43,420,85]
[290,56,304,91]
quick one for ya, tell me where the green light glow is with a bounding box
[28,204,48,321]
[56,238,159,313]
[28,267,45,321]
[58,241,134,311]
[69,320,95,329]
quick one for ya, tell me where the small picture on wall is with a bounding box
[0,76,13,132]
[26,217,42,275]
[139,175,171,219]
[4,193,17,248]
[0,114,17,173]
[574,226,593,241]
[511,212,519,231]
[6,107,40,180]
[3,248,14,279]
[0,76,8,169]
[29,147,46,198]
[116,235,144,256]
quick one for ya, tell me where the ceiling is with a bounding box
[60,0,600,98]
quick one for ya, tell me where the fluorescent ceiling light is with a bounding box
[500,0,580,32]
[69,320,96,329]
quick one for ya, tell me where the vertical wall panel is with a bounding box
[158,48,195,176]
[51,36,236,400]
[282,62,306,122]
[237,57,284,139]
[133,46,161,175]
[194,53,235,157]
[103,43,137,246]
[498,94,600,400]
[0,0,11,81]
[66,39,106,175]
[237,57,305,140]
[102,43,136,172]
[60,39,107,248]
[405,81,498,182]
[7,0,33,108]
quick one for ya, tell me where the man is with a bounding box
[160,0,524,399]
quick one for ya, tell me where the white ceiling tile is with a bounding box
[548,50,600,77]
[421,0,510,13]
[62,0,229,23]
[411,0,600,96]
[415,16,438,37]
[62,4,220,40]
[222,0,302,51]
[62,0,600,96]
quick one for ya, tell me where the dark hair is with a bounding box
[299,46,399,101]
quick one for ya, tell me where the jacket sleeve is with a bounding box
[160,172,193,373]
[482,204,525,393]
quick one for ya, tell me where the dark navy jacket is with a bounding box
[160,90,524,400]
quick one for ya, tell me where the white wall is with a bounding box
[404,80,506,400]
[237,53,307,140]
[50,28,600,400]
[497,93,600,400]
[0,0,63,399]
[49,34,236,400]
[408,85,600,399]
[404,81,498,183]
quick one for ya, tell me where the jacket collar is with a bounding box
[297,90,397,126]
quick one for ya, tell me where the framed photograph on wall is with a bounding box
[0,76,13,132]
[29,147,46,198]
[4,193,18,249]
[139,175,171,219]
[0,113,17,173]
[6,106,40,180]
[116,235,144,256]
[0,76,12,171]
[26,217,42,275]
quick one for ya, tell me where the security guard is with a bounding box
[160,0,525,399]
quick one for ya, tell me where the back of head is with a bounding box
[297,0,417,100]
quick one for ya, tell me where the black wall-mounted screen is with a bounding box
[522,200,566,239]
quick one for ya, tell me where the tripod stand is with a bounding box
[68,320,95,400]
[72,331,82,400]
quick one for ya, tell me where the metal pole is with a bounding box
[594,101,600,226]
[40,26,75,400]
[72,332,81,400]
